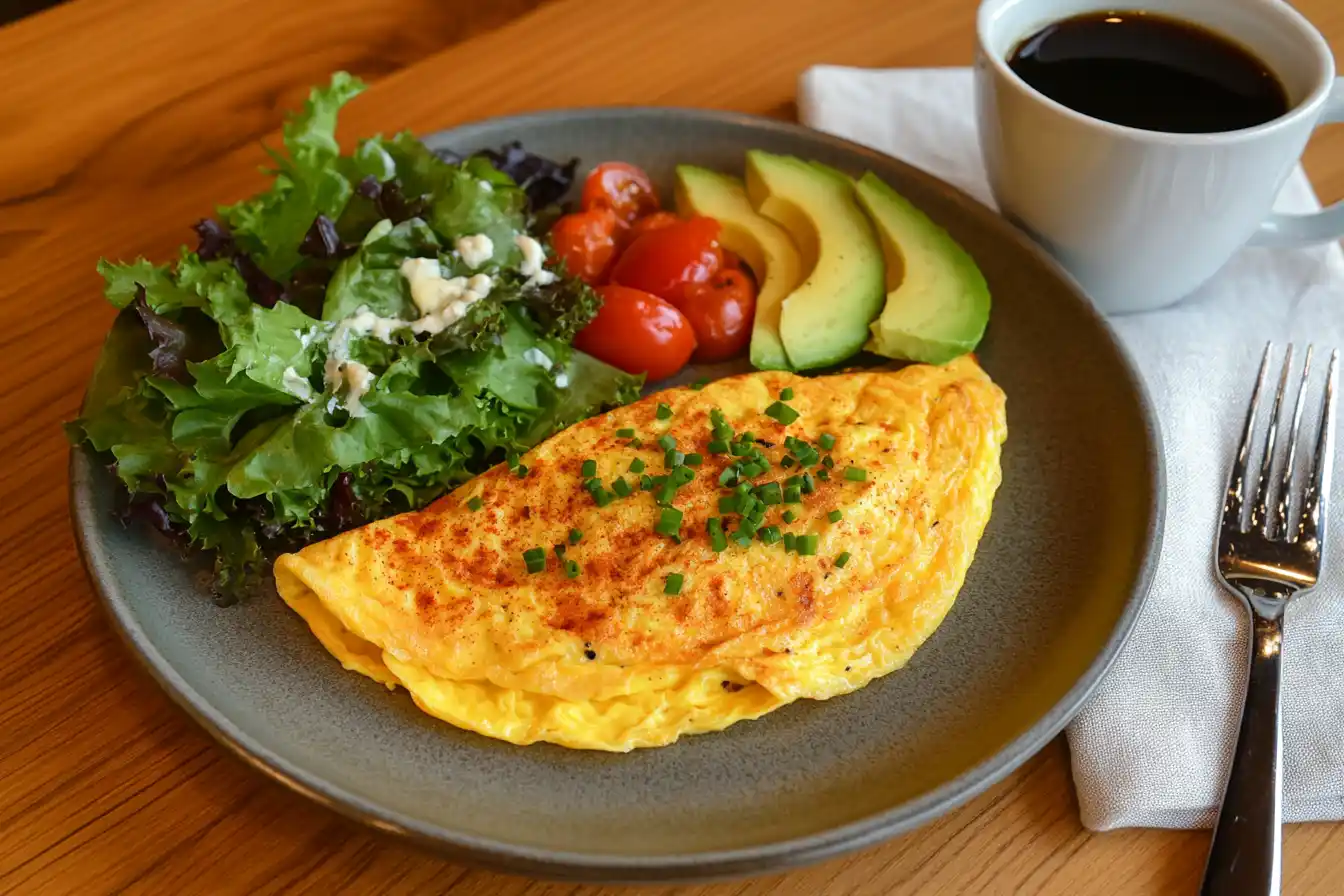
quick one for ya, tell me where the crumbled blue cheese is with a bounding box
[478,181,494,194]
[400,258,493,335]
[456,233,494,269]
[515,234,557,286]
[341,361,374,417]
[281,366,314,401]
[554,371,570,389]
[344,307,406,343]
[522,347,553,370]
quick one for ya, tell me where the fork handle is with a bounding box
[1201,606,1284,896]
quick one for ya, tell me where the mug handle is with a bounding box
[1250,77,1344,248]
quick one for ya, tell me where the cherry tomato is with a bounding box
[574,285,697,381]
[609,216,723,309]
[581,162,660,226]
[680,269,757,363]
[549,208,620,284]
[626,210,681,243]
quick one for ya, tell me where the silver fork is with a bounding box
[1202,342,1338,896]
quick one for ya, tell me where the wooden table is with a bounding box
[2,0,1341,893]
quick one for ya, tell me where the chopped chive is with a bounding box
[755,482,783,505]
[684,452,703,467]
[581,459,597,478]
[665,449,685,469]
[629,458,646,473]
[691,379,709,390]
[718,467,739,487]
[785,474,803,488]
[740,432,755,444]
[616,427,636,438]
[758,526,782,544]
[742,462,767,479]
[734,533,754,547]
[630,437,643,448]
[708,517,728,552]
[844,466,868,482]
[797,534,819,556]
[593,488,614,507]
[585,477,602,490]
[780,456,796,468]
[719,495,740,514]
[656,403,673,420]
[656,481,677,505]
[782,509,797,524]
[664,573,684,595]
[764,401,800,425]
[817,468,830,481]
[737,517,760,537]
[828,509,843,523]
[522,547,546,573]
[640,473,654,490]
[730,441,752,457]
[569,528,583,544]
[612,477,633,497]
[565,559,582,578]
[783,533,797,552]
[738,495,761,519]
[553,544,567,559]
[784,485,802,504]
[672,466,695,486]
[515,464,529,478]
[819,433,836,450]
[734,482,752,496]
[822,455,835,468]
[802,472,816,494]
[657,435,677,451]
[466,496,484,511]
[655,507,684,538]
[707,439,730,455]
[779,387,794,400]
[835,551,851,568]
[713,424,735,441]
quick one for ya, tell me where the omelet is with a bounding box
[274,356,1007,751]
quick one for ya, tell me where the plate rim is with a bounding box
[69,105,1166,882]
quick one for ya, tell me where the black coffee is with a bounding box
[1008,11,1290,133]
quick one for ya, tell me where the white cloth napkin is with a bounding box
[799,65,1344,831]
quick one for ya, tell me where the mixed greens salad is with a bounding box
[68,73,641,600]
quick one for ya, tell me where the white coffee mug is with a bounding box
[975,0,1344,314]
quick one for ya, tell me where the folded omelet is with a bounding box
[275,356,1006,751]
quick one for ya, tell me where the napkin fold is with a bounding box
[799,65,1344,831]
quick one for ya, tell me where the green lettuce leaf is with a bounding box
[221,73,367,281]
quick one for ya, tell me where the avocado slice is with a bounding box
[854,172,990,364]
[744,151,884,371]
[674,165,803,370]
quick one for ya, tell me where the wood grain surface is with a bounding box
[1,0,1341,893]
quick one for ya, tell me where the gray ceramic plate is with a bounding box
[71,108,1164,882]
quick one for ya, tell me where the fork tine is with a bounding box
[1299,349,1338,548]
[1274,346,1313,539]
[1250,345,1294,535]
[1226,344,1273,532]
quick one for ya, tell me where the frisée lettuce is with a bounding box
[67,73,640,601]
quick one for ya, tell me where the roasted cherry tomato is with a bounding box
[581,162,660,226]
[549,208,620,284]
[680,269,757,363]
[574,285,697,381]
[609,216,723,309]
